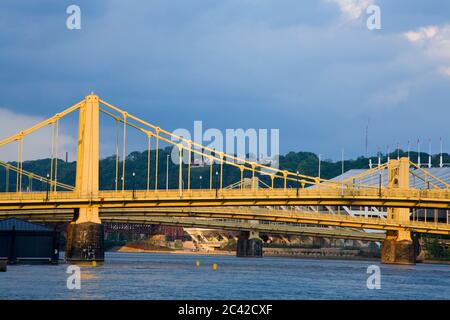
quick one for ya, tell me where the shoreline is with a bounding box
[110,247,378,261]
[112,246,235,256]
[109,247,450,264]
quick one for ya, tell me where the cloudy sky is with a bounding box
[0,0,450,161]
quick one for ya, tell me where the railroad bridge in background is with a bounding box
[1,94,450,264]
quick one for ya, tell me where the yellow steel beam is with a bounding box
[0,161,74,191]
[0,100,84,148]
[0,187,450,209]
[0,205,448,235]
[0,212,384,241]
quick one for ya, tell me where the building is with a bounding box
[0,218,60,264]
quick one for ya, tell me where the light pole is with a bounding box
[46,173,50,201]
[378,172,382,197]
[296,170,299,197]
[166,154,170,190]
[318,154,321,180]
[215,171,219,196]
[199,175,203,189]
[132,172,136,199]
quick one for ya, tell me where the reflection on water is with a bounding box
[0,252,449,300]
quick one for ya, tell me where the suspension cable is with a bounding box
[187,142,191,190]
[209,156,213,190]
[54,119,59,192]
[98,99,387,190]
[49,122,55,192]
[16,138,23,193]
[147,134,151,191]
[178,145,182,192]
[121,113,127,191]
[5,165,9,192]
[220,154,223,190]
[115,119,119,191]
[155,129,159,191]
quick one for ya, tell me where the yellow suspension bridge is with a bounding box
[1,94,449,264]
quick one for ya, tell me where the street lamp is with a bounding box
[46,173,50,201]
[132,172,136,199]
[166,154,170,190]
[215,171,219,196]
[318,154,321,179]
[199,175,203,189]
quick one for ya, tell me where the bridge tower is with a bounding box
[65,94,104,263]
[381,157,415,264]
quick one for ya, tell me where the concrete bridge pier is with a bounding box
[65,208,104,263]
[236,231,263,257]
[381,230,415,265]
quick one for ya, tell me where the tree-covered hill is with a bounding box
[1,148,449,192]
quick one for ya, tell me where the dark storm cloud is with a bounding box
[0,0,449,160]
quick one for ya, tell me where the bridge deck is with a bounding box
[0,188,450,209]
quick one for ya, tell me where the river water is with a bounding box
[0,252,449,299]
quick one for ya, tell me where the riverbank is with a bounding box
[111,246,235,256]
[111,245,379,261]
[111,246,450,263]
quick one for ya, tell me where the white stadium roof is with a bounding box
[330,167,450,189]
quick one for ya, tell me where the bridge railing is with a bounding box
[0,186,450,201]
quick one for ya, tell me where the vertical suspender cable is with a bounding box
[115,119,119,191]
[5,166,9,192]
[147,134,151,191]
[178,145,182,192]
[220,156,223,190]
[209,156,213,190]
[16,141,19,192]
[17,139,23,193]
[18,140,21,192]
[187,143,191,190]
[54,120,59,192]
[155,130,159,191]
[122,114,127,191]
[251,164,255,189]
[49,122,55,193]
[20,139,23,192]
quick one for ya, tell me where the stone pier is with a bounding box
[381,230,415,265]
[236,231,263,257]
[65,209,104,263]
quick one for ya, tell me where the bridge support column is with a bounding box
[381,157,415,265]
[236,231,263,257]
[65,94,104,263]
[65,209,104,263]
[381,230,415,265]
